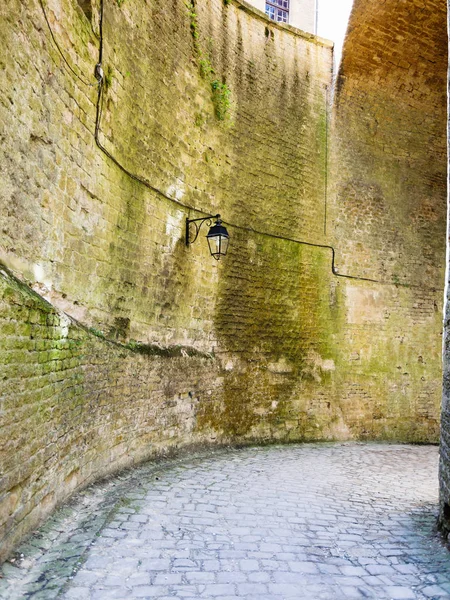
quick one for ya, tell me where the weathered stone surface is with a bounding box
[329,0,447,451]
[0,0,447,562]
[0,444,448,600]
[331,0,447,285]
[0,265,224,562]
[439,1,450,536]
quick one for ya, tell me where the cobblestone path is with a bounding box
[1,443,449,599]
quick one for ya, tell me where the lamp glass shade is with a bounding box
[206,220,230,260]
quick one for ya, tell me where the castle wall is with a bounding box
[329,0,447,446]
[440,0,450,536]
[0,0,447,560]
[326,0,448,527]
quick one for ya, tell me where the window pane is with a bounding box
[266,1,289,23]
[265,4,276,19]
[272,0,289,9]
[276,8,288,22]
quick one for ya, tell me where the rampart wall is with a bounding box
[440,0,450,536]
[329,0,447,453]
[0,0,447,560]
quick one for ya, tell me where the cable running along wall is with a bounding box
[38,0,440,292]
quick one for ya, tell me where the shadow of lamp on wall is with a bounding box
[186,214,230,260]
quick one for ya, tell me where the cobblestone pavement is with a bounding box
[1,443,450,600]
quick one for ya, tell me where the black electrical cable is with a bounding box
[94,0,209,214]
[40,0,441,293]
[38,0,98,87]
[94,83,198,213]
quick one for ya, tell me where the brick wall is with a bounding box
[439,0,450,537]
[326,0,447,526]
[0,0,447,560]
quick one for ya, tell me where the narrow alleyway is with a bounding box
[1,443,449,600]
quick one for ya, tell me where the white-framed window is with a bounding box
[265,0,289,23]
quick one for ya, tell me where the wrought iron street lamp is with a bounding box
[186,214,230,260]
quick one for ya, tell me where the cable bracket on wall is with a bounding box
[95,63,104,82]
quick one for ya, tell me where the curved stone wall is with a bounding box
[0,0,335,561]
[331,0,447,286]
[440,0,450,537]
[328,0,447,440]
[0,0,447,560]
[328,0,448,529]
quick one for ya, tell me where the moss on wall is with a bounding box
[329,0,446,445]
[0,265,224,562]
[0,0,446,560]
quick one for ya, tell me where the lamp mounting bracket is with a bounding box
[186,214,221,246]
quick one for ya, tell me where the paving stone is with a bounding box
[366,564,398,576]
[248,571,271,582]
[268,582,303,596]
[383,586,417,599]
[340,565,368,576]
[240,559,259,571]
[64,587,91,599]
[216,571,247,584]
[289,560,319,573]
[273,571,315,584]
[201,583,237,596]
[127,573,152,586]
[0,444,449,600]
[339,586,375,598]
[185,571,215,583]
[131,585,169,597]
[103,574,127,586]
[91,588,129,600]
[139,558,171,571]
[84,556,113,569]
[421,584,450,597]
[153,573,183,585]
